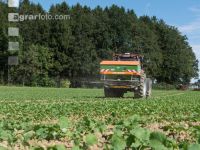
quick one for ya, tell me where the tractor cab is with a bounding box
[113,53,143,60]
[113,53,144,68]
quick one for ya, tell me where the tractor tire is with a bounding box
[104,87,113,97]
[146,78,152,98]
[134,78,152,99]
[134,79,146,99]
[104,87,124,98]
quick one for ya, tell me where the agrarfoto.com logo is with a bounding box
[8,13,71,22]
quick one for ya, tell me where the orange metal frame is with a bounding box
[100,71,141,76]
[100,61,140,66]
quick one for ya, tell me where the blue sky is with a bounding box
[32,0,200,71]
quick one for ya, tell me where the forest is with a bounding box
[0,0,199,87]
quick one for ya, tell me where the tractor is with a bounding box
[100,53,152,98]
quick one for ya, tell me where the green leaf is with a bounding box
[0,146,8,150]
[0,130,11,141]
[111,134,126,150]
[131,139,141,148]
[188,144,200,150]
[85,134,98,146]
[150,140,168,150]
[58,117,69,132]
[130,127,150,142]
[30,146,44,150]
[150,132,167,144]
[36,128,48,139]
[129,115,140,121]
[24,131,35,141]
[72,146,80,150]
[123,119,130,127]
[54,144,66,150]
[114,129,123,137]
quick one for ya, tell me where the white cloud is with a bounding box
[189,35,200,40]
[172,7,200,81]
[190,45,200,82]
[192,45,200,58]
[144,3,151,15]
[191,45,200,78]
[189,7,200,13]
[192,45,200,50]
[178,6,200,77]
[179,6,200,33]
[179,18,200,33]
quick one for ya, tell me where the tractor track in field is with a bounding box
[153,92,185,99]
[0,92,186,105]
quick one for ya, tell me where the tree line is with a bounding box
[0,0,199,87]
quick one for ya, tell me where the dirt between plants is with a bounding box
[146,121,200,143]
[1,121,200,150]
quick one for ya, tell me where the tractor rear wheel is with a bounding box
[104,87,124,98]
[134,78,152,99]
[146,78,152,98]
[134,78,146,99]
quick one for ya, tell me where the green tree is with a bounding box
[48,2,72,87]
[0,1,8,84]
[69,4,99,87]
[105,5,136,53]
[131,16,163,79]
[152,19,198,84]
[10,45,53,86]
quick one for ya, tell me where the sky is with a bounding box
[31,0,200,74]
